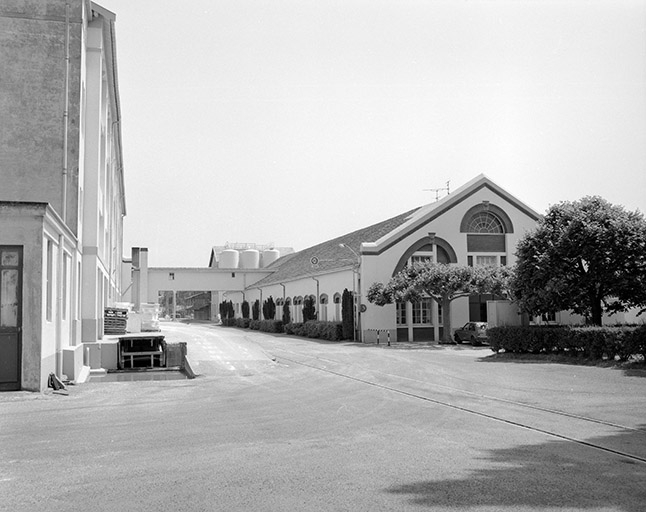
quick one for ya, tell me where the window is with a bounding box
[46,240,53,322]
[412,299,432,325]
[411,253,433,266]
[396,301,407,325]
[475,255,497,267]
[169,272,175,280]
[319,294,328,321]
[62,253,70,320]
[541,312,556,322]
[467,212,504,233]
[333,293,341,321]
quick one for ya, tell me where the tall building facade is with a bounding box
[0,1,125,391]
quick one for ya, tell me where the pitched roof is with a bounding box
[247,174,541,289]
[249,207,420,288]
[362,173,541,255]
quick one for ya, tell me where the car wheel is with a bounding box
[454,333,462,344]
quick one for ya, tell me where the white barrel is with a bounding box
[240,249,260,269]
[262,249,280,267]
[219,249,239,268]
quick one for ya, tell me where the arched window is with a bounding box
[293,296,303,322]
[319,294,328,321]
[466,211,504,233]
[333,293,342,321]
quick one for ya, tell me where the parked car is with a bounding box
[454,322,488,345]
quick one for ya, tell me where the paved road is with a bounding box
[1,321,645,511]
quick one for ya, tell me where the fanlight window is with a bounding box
[466,212,504,233]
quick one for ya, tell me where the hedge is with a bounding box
[284,321,345,341]
[488,324,646,361]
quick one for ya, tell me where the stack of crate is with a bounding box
[104,307,128,335]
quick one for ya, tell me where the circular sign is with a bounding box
[310,256,319,265]
[360,304,367,313]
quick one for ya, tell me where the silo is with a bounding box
[219,249,239,268]
[240,249,260,269]
[262,249,280,267]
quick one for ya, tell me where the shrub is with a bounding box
[221,317,237,327]
[284,321,344,341]
[235,317,251,328]
[620,325,646,361]
[488,324,644,360]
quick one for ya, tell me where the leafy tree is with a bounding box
[341,288,355,340]
[262,296,276,320]
[367,263,513,343]
[241,300,250,319]
[513,196,646,325]
[282,301,291,324]
[302,296,317,322]
[252,299,260,321]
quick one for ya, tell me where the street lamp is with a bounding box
[339,243,361,341]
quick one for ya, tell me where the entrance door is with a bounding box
[0,247,22,391]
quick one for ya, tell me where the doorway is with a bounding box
[0,246,22,391]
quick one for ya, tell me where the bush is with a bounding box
[488,324,645,360]
[221,317,237,327]
[621,325,646,361]
[284,321,344,341]
[235,318,251,328]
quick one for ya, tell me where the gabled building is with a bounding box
[0,1,125,390]
[233,174,541,341]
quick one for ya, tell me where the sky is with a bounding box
[103,0,646,267]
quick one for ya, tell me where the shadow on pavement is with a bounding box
[385,426,646,510]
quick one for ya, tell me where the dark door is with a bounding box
[0,247,22,391]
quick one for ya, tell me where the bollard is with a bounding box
[387,330,391,346]
[376,330,380,345]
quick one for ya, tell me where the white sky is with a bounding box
[104,0,646,267]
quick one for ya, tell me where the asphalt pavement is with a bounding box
[1,321,645,512]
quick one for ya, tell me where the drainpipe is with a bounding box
[61,1,71,224]
[56,235,64,378]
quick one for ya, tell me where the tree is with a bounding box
[252,300,260,321]
[262,296,276,320]
[282,301,291,324]
[367,263,513,343]
[302,296,317,322]
[219,300,235,320]
[513,196,646,325]
[341,288,355,340]
[241,300,250,319]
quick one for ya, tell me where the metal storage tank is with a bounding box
[240,249,260,269]
[219,249,239,268]
[262,249,280,267]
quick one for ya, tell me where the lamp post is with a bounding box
[339,243,361,342]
